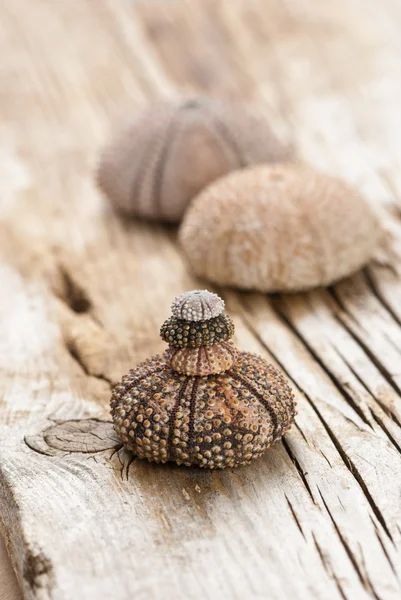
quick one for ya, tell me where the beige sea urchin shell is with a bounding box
[111,290,296,468]
[97,98,289,223]
[171,289,224,321]
[179,164,381,292]
[166,342,237,376]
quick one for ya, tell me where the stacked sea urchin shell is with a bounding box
[111,290,296,469]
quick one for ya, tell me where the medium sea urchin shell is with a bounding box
[111,289,296,469]
[97,98,289,222]
[166,342,237,376]
[171,289,224,321]
[179,164,381,292]
[160,314,235,348]
[111,352,295,468]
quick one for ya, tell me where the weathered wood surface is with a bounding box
[1,0,401,598]
[0,536,22,600]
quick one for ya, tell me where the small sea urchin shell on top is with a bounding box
[179,164,381,292]
[171,289,224,321]
[111,290,296,469]
[97,97,289,222]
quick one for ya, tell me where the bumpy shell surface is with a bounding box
[97,98,288,222]
[160,314,235,348]
[111,351,296,468]
[166,342,237,376]
[171,289,224,321]
[179,164,381,292]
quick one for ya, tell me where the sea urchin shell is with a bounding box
[160,314,235,348]
[166,342,237,376]
[97,97,289,222]
[171,289,224,321]
[111,292,295,469]
[111,352,295,468]
[111,290,296,468]
[179,163,381,292]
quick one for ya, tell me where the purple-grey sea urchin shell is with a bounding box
[171,289,224,321]
[110,352,296,469]
[97,98,289,222]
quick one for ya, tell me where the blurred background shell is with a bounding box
[179,163,381,292]
[97,97,289,223]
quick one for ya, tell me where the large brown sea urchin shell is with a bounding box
[166,342,237,376]
[111,352,296,469]
[179,163,381,292]
[111,289,296,469]
[97,98,289,222]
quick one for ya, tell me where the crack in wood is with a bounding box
[364,267,401,331]
[282,438,316,504]
[369,516,399,582]
[313,416,394,546]
[312,533,349,600]
[285,495,306,540]
[55,264,93,315]
[23,547,54,593]
[317,486,382,599]
[368,408,401,455]
[271,296,374,429]
[112,446,136,482]
[236,297,395,546]
[294,420,309,445]
[64,337,113,388]
[329,290,401,403]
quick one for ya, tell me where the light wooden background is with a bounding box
[1,0,401,599]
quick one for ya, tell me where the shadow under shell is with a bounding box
[111,351,296,469]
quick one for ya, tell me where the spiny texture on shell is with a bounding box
[97,97,289,223]
[171,289,224,321]
[110,352,296,469]
[166,342,237,376]
[160,314,235,348]
[179,163,381,292]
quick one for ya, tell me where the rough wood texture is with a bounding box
[1,0,401,598]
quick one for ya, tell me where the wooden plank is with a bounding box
[1,0,401,598]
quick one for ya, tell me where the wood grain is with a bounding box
[1,0,401,598]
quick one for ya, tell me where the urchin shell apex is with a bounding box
[171,289,224,321]
[111,290,296,468]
